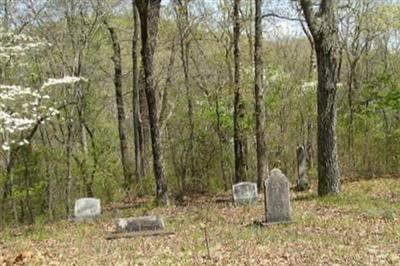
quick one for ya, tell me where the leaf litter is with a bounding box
[1,178,399,265]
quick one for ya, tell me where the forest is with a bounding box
[1,0,400,264]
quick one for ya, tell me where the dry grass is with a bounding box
[1,178,400,265]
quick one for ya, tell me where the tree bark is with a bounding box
[66,121,73,216]
[159,35,177,135]
[233,0,248,183]
[215,94,229,190]
[40,127,54,221]
[105,21,135,189]
[175,0,195,186]
[300,0,341,195]
[73,49,93,197]
[136,0,168,205]
[139,70,149,175]
[254,0,268,188]
[347,60,357,169]
[132,0,146,182]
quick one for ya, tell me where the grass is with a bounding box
[1,178,400,265]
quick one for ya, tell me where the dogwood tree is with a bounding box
[0,28,86,152]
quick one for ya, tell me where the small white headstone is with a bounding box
[232,182,258,204]
[74,198,101,220]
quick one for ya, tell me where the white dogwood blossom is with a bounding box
[42,76,87,89]
[0,28,49,61]
[0,77,86,150]
[0,28,86,151]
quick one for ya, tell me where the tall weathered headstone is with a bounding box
[264,168,292,223]
[232,182,258,204]
[296,145,309,191]
[74,198,101,220]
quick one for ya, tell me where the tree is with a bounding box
[299,0,341,195]
[131,0,146,181]
[254,0,268,188]
[0,27,86,222]
[174,0,195,188]
[104,20,135,190]
[136,0,168,205]
[339,0,380,171]
[233,0,248,183]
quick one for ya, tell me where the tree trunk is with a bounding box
[23,147,34,224]
[6,150,18,224]
[139,70,149,176]
[233,0,248,184]
[347,61,357,169]
[66,122,73,216]
[215,95,229,190]
[132,1,144,181]
[105,21,135,190]
[300,0,341,195]
[73,49,93,197]
[299,17,315,80]
[299,17,315,169]
[254,0,268,188]
[306,119,314,169]
[137,0,168,205]
[2,0,9,31]
[40,127,54,221]
[159,36,177,131]
[314,15,341,195]
[176,1,195,186]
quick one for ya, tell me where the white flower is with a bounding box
[1,143,10,151]
[0,28,87,152]
[41,76,87,89]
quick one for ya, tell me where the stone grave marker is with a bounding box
[264,168,292,223]
[116,215,165,232]
[296,145,309,191]
[106,215,172,240]
[74,197,101,220]
[232,182,258,204]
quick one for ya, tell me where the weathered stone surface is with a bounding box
[106,230,174,240]
[297,145,309,191]
[264,168,292,223]
[116,215,165,232]
[232,182,258,204]
[74,198,101,220]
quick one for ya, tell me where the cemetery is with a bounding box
[1,169,399,264]
[1,0,400,264]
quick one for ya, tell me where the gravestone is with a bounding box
[74,198,101,220]
[296,145,309,191]
[264,168,292,223]
[232,182,258,204]
[116,215,165,232]
[107,215,172,240]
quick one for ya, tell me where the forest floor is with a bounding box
[1,178,400,265]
